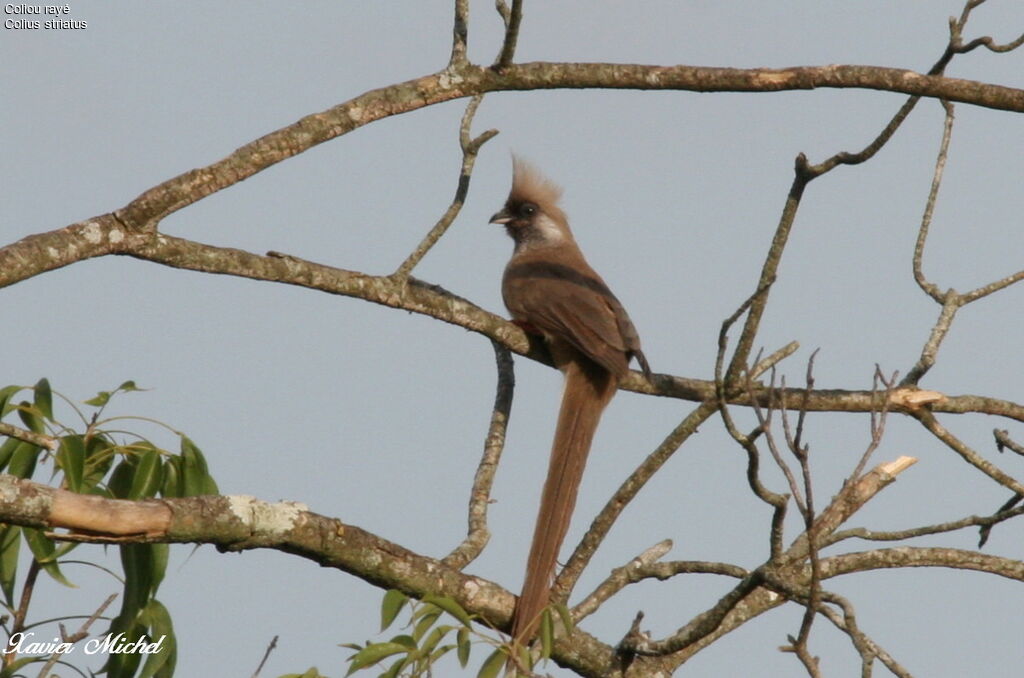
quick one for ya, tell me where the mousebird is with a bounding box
[490,158,652,648]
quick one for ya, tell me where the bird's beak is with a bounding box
[490,209,512,225]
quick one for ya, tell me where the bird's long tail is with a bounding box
[510,356,617,646]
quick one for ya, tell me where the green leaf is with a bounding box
[476,648,506,678]
[150,543,169,594]
[120,544,155,621]
[83,435,115,489]
[137,599,177,678]
[553,602,575,635]
[380,589,408,631]
[102,622,145,678]
[422,594,473,627]
[181,436,218,496]
[345,642,410,675]
[83,390,112,407]
[388,634,417,651]
[429,643,456,664]
[108,458,137,499]
[155,648,177,678]
[181,436,208,468]
[160,455,183,497]
[281,668,327,678]
[456,627,471,667]
[0,384,22,418]
[33,378,53,420]
[412,608,441,642]
[7,442,40,479]
[51,538,79,560]
[0,526,21,607]
[57,435,86,492]
[16,401,45,434]
[23,528,75,588]
[418,625,451,657]
[539,608,553,660]
[0,436,22,472]
[129,448,164,499]
[379,656,407,678]
[516,642,531,673]
[84,380,144,407]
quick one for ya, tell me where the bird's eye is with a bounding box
[520,203,537,217]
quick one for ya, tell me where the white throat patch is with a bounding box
[536,214,568,244]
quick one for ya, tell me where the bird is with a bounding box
[490,157,652,651]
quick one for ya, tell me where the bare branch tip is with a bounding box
[889,388,947,411]
[878,456,918,477]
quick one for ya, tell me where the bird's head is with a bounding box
[490,157,572,250]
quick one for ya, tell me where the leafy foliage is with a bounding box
[335,590,573,678]
[0,379,220,678]
[341,591,481,678]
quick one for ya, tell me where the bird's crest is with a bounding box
[509,156,566,222]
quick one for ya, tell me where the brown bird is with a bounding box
[490,158,652,648]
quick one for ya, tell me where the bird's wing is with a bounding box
[504,259,630,377]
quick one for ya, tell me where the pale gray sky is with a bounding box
[3,2,1024,676]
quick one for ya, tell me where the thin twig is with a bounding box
[250,635,278,678]
[5,560,42,669]
[816,594,913,678]
[948,1,1024,56]
[829,594,895,678]
[35,593,117,678]
[827,503,1024,548]
[443,341,515,569]
[960,267,1024,303]
[911,101,956,303]
[914,410,1024,496]
[786,351,818,457]
[619,570,766,657]
[714,284,790,557]
[846,368,897,484]
[392,95,498,279]
[493,0,524,68]
[900,292,959,386]
[797,0,978,181]
[750,341,800,380]
[772,585,913,678]
[620,456,917,658]
[0,422,59,452]
[749,372,804,515]
[994,429,1024,457]
[721,168,802,387]
[717,3,990,392]
[787,355,820,669]
[901,3,1024,391]
[553,401,719,603]
[450,0,469,66]
[970,32,1024,53]
[978,494,1024,547]
[570,540,674,622]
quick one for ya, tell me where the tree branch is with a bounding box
[2,62,1021,281]
[0,474,516,626]
[553,401,719,605]
[442,341,514,570]
[5,221,1020,431]
[392,94,497,280]
[620,456,916,661]
[494,0,524,68]
[0,422,58,452]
